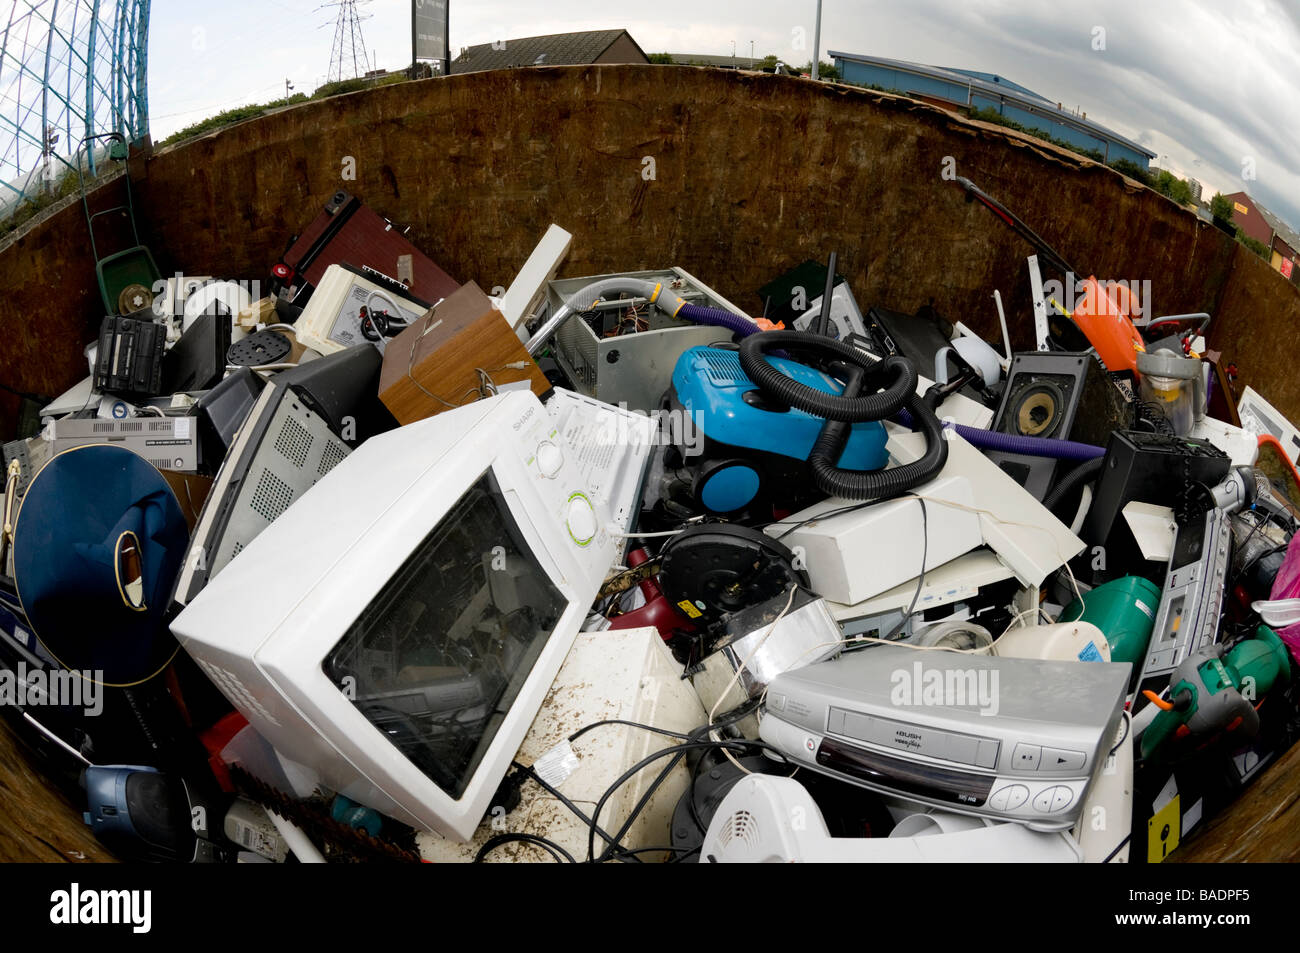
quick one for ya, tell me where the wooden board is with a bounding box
[0,717,115,862]
[1168,741,1300,862]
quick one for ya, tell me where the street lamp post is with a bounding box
[812,0,823,80]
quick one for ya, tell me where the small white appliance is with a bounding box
[701,775,1082,862]
[294,263,430,355]
[1238,385,1300,464]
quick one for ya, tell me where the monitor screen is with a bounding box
[322,468,567,799]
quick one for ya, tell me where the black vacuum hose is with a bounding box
[739,329,949,501]
[1042,456,1105,519]
[738,330,916,421]
[809,392,949,500]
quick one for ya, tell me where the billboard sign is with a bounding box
[413,0,448,65]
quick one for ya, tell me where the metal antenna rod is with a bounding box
[816,250,837,338]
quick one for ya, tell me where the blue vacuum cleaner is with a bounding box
[656,252,950,519]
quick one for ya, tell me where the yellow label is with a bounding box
[1147,795,1181,863]
[1233,202,1248,215]
[676,600,703,619]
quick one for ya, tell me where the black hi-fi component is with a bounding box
[1082,430,1230,583]
[94,314,166,397]
[985,351,1130,500]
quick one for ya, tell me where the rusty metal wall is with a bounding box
[0,176,132,438]
[2,64,1298,439]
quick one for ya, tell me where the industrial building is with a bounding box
[830,51,1156,170]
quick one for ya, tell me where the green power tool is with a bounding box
[1140,626,1292,761]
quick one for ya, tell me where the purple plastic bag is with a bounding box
[1269,533,1300,664]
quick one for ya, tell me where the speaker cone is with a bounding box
[1012,380,1067,437]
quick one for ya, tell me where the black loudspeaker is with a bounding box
[986,351,1130,500]
[277,343,394,444]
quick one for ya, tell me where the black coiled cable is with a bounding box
[738,330,949,501]
[1134,400,1175,436]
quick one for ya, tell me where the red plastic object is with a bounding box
[608,548,696,641]
[198,711,249,794]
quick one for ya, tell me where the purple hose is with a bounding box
[896,409,1105,460]
[960,424,1105,460]
[677,303,760,338]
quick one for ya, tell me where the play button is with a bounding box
[1041,747,1086,771]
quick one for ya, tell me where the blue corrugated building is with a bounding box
[830,51,1155,170]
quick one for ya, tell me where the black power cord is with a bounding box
[766,496,888,541]
[884,497,928,641]
[568,719,691,743]
[479,724,791,864]
[474,832,575,863]
[586,736,794,864]
[605,844,700,863]
[506,760,626,859]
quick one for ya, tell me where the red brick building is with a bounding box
[1225,191,1300,283]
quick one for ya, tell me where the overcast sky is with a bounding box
[148,0,1300,229]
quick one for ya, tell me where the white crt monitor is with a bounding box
[171,390,622,841]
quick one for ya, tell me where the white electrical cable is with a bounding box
[226,362,300,373]
[753,492,1087,670]
[607,528,688,539]
[1070,484,1094,536]
[1129,696,1162,739]
[22,712,91,766]
[904,492,1087,611]
[708,585,798,776]
[363,289,411,340]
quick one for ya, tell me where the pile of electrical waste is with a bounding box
[4,177,1300,865]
